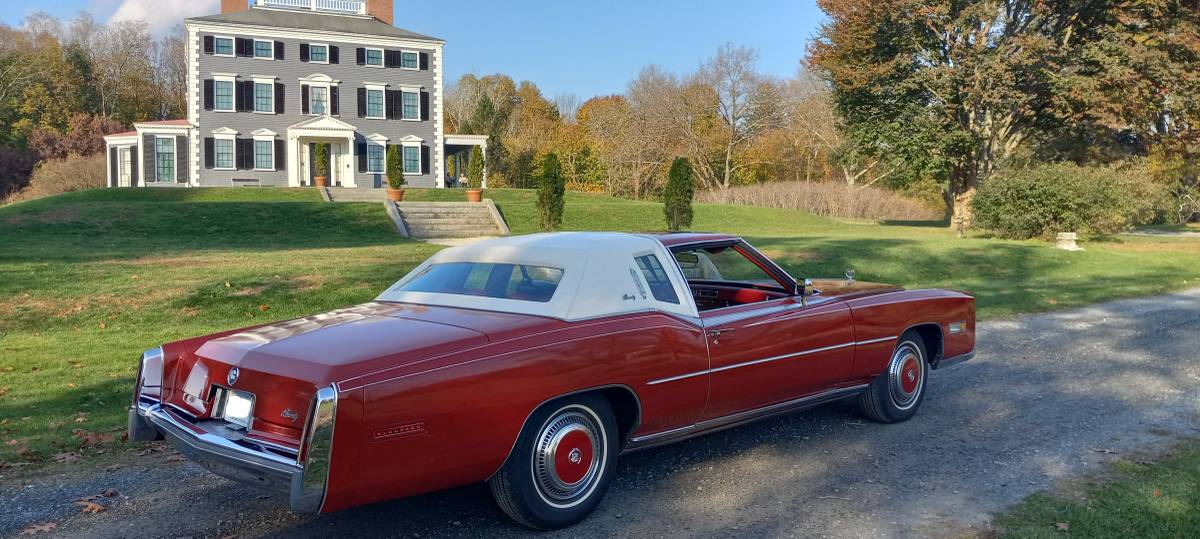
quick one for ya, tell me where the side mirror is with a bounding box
[797,278,813,305]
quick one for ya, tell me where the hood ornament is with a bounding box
[227,367,240,386]
[845,268,856,285]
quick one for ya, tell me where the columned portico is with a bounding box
[287,115,358,187]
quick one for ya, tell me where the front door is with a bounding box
[300,142,311,186]
[671,242,857,421]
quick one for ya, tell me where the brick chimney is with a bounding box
[221,0,248,14]
[366,0,394,25]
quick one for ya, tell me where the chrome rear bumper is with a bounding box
[128,348,337,513]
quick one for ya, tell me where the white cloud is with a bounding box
[108,0,220,36]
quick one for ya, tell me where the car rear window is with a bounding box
[398,262,564,302]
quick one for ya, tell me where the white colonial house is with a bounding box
[104,0,486,190]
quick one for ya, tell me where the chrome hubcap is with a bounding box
[888,341,925,410]
[532,406,605,508]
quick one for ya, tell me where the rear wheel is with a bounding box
[489,394,618,530]
[858,332,928,423]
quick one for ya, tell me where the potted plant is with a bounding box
[385,145,405,201]
[312,142,330,188]
[466,145,484,202]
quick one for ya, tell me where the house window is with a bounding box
[253,40,273,59]
[402,145,420,174]
[367,144,385,173]
[254,82,273,113]
[309,44,328,63]
[214,138,234,169]
[365,48,383,67]
[400,51,419,69]
[310,86,328,115]
[401,90,418,120]
[214,80,234,112]
[635,255,680,304]
[366,88,384,119]
[155,137,175,182]
[254,140,274,170]
[214,37,234,56]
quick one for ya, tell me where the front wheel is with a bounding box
[489,394,618,530]
[858,333,928,423]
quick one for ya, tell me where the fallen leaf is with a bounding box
[166,454,186,462]
[258,304,270,311]
[18,522,57,535]
[72,429,114,446]
[1055,522,1070,531]
[75,500,105,513]
[1154,488,1162,497]
[225,282,232,287]
[0,387,9,397]
[98,322,107,329]
[66,383,77,389]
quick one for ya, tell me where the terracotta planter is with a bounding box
[386,188,406,202]
[466,189,483,203]
[314,176,329,188]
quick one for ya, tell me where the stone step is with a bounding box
[403,221,501,233]
[398,208,492,216]
[400,214,494,223]
[405,228,502,238]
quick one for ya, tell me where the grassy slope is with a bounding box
[993,441,1200,537]
[1,187,1198,471]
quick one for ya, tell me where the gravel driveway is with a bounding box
[5,289,1200,538]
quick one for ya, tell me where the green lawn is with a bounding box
[993,441,1200,538]
[1,187,1199,472]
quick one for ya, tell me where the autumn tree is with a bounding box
[698,44,784,191]
[809,0,1116,225]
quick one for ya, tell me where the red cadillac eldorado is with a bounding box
[128,232,975,529]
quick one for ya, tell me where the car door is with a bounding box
[675,242,857,421]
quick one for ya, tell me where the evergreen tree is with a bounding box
[537,152,565,231]
[466,146,484,189]
[663,157,695,231]
[385,145,404,189]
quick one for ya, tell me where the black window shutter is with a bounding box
[300,43,310,62]
[109,147,117,187]
[203,79,214,110]
[357,88,367,118]
[274,139,285,170]
[356,143,367,173]
[236,38,250,57]
[275,82,285,114]
[175,136,187,183]
[420,52,429,70]
[234,138,244,170]
[130,150,139,186]
[420,91,430,121]
[421,145,430,175]
[385,90,395,120]
[204,137,214,169]
[143,134,156,183]
[384,50,397,68]
[301,85,310,114]
[356,47,366,65]
[203,35,214,55]
[274,41,284,60]
[330,46,340,64]
[234,81,245,112]
[330,86,339,116]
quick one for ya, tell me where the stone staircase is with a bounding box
[390,201,509,240]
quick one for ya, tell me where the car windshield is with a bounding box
[397,262,564,302]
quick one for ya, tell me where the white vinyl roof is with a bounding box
[376,232,700,321]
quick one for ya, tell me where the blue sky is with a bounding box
[2,0,826,99]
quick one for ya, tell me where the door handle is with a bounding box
[707,328,734,341]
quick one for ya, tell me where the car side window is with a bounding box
[634,255,680,304]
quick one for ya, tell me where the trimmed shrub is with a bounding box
[385,145,404,189]
[695,181,941,221]
[537,152,565,231]
[466,146,484,189]
[663,157,695,231]
[7,153,106,203]
[971,163,1132,239]
[313,143,329,177]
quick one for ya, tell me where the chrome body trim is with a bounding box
[625,384,868,452]
[646,336,897,386]
[934,350,975,369]
[130,362,338,514]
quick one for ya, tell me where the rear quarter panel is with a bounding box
[845,289,975,380]
[325,312,709,510]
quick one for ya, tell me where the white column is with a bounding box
[287,135,299,187]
